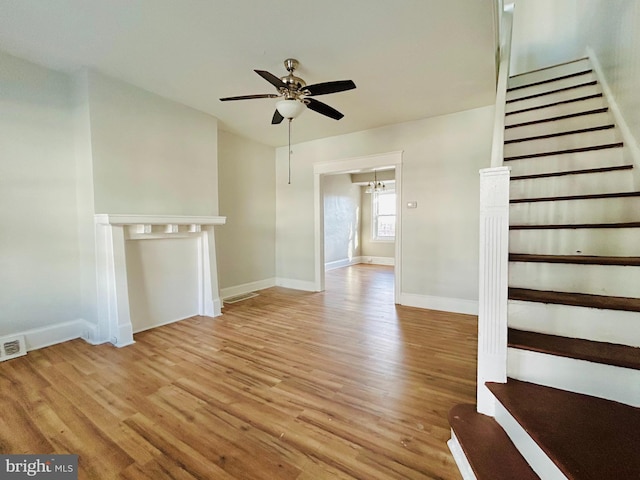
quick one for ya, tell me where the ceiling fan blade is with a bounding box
[219,94,279,101]
[305,80,356,96]
[306,98,344,120]
[271,110,284,125]
[255,69,287,90]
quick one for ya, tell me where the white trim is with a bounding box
[586,47,640,188]
[275,277,318,292]
[361,256,395,266]
[15,319,102,352]
[220,278,276,299]
[508,348,640,407]
[447,431,478,480]
[313,151,403,303]
[491,4,513,167]
[325,257,363,271]
[494,396,568,480]
[400,293,478,315]
[95,214,226,226]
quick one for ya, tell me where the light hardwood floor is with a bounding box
[0,265,477,479]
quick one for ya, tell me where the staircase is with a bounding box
[449,58,640,479]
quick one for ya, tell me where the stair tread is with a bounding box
[510,190,640,203]
[506,93,603,117]
[504,142,624,161]
[509,253,640,266]
[507,69,593,92]
[506,80,597,104]
[510,164,633,181]
[509,57,589,79]
[508,287,640,312]
[505,107,609,128]
[449,404,539,480]
[487,379,640,480]
[505,124,614,144]
[508,328,640,370]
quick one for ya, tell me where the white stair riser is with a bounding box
[510,169,635,199]
[508,59,591,89]
[505,111,613,141]
[507,348,640,407]
[509,227,640,257]
[493,397,568,480]
[507,72,597,102]
[508,262,640,297]
[505,96,606,126]
[508,300,640,347]
[505,147,624,176]
[504,129,619,158]
[506,84,602,114]
[510,196,640,225]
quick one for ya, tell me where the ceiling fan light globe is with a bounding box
[276,99,306,119]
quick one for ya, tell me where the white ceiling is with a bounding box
[0,0,498,147]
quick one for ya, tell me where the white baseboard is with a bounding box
[15,319,101,351]
[220,278,276,300]
[325,257,362,271]
[275,277,318,292]
[400,293,478,315]
[360,256,395,266]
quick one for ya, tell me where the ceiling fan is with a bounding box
[219,58,356,124]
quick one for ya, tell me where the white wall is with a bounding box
[323,173,361,266]
[216,130,276,293]
[276,106,494,311]
[0,50,82,335]
[86,70,219,216]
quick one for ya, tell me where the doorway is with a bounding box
[313,151,403,303]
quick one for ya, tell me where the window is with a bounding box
[372,190,396,241]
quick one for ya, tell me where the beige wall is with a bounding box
[275,105,495,308]
[217,130,276,291]
[323,173,362,265]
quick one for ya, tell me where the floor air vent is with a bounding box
[0,335,27,362]
[224,292,259,304]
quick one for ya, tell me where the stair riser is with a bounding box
[510,196,640,225]
[508,300,640,347]
[504,129,619,158]
[507,72,596,102]
[509,262,640,297]
[505,96,607,126]
[509,227,640,256]
[508,59,591,89]
[505,146,625,176]
[510,169,635,199]
[507,348,640,407]
[506,84,602,114]
[505,111,613,141]
[492,397,567,480]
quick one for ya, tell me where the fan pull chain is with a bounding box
[288,118,292,184]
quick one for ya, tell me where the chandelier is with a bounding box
[365,170,386,194]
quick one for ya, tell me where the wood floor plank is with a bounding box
[0,265,477,479]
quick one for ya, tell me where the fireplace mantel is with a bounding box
[94,214,226,347]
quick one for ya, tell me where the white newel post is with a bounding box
[94,214,226,347]
[477,167,510,416]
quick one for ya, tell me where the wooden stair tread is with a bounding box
[510,190,640,204]
[508,328,640,370]
[504,142,624,161]
[505,93,609,118]
[510,164,633,181]
[506,81,597,104]
[487,379,640,479]
[509,57,589,79]
[510,221,640,230]
[509,253,640,266]
[505,124,614,144]
[508,70,593,92]
[448,404,539,479]
[508,287,640,312]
